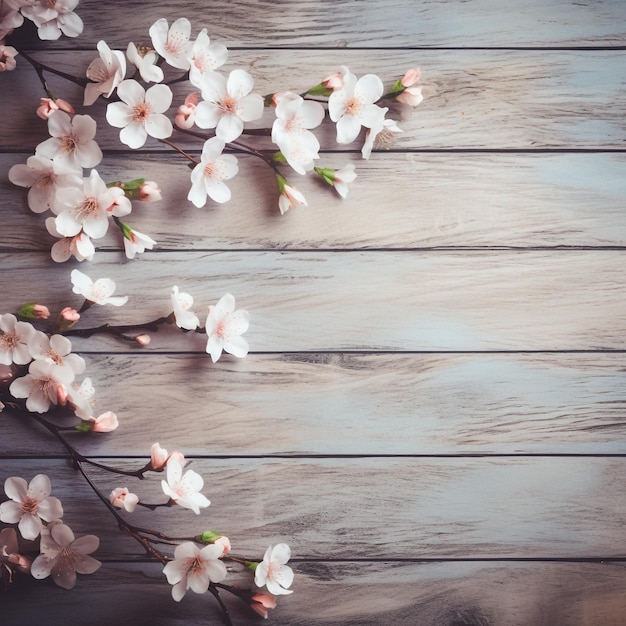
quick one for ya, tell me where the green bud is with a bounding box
[16,302,39,319]
[389,79,405,94]
[247,561,259,572]
[307,83,333,97]
[117,220,134,241]
[195,530,223,544]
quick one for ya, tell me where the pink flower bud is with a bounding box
[138,181,162,202]
[110,487,139,512]
[168,450,185,465]
[61,307,80,322]
[135,334,151,346]
[214,535,231,556]
[36,97,75,120]
[88,411,119,432]
[322,70,343,91]
[150,442,169,469]
[250,593,277,619]
[32,304,50,319]
[0,45,18,72]
[175,92,199,129]
[396,85,423,107]
[401,67,420,87]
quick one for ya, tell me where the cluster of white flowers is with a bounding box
[1,0,83,44]
[0,474,100,590]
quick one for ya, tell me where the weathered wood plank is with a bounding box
[2,50,625,150]
[1,250,625,351]
[4,152,626,250]
[4,560,626,626]
[2,457,626,558]
[10,0,626,49]
[3,353,626,456]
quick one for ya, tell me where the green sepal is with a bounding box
[307,83,333,97]
[75,422,92,432]
[388,79,405,94]
[16,302,38,319]
[195,530,223,544]
[314,166,336,186]
[272,151,287,164]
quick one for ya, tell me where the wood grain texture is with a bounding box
[2,457,626,559]
[2,50,626,151]
[2,250,625,351]
[3,353,626,456]
[12,0,626,48]
[4,152,626,250]
[4,560,626,626]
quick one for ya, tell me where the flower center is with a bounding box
[0,332,18,350]
[219,96,237,115]
[46,350,64,366]
[215,320,227,338]
[78,196,99,219]
[60,133,79,154]
[165,33,185,55]
[344,97,361,116]
[132,102,152,123]
[284,115,302,133]
[20,497,40,515]
[189,557,204,575]
[44,0,57,9]
[36,172,56,190]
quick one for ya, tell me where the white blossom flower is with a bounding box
[271,92,324,175]
[188,137,238,207]
[118,223,156,259]
[187,28,228,89]
[82,411,119,432]
[161,457,210,514]
[8,154,82,214]
[171,286,199,330]
[9,360,74,413]
[195,69,264,142]
[361,115,402,160]
[83,40,126,106]
[0,313,36,365]
[329,67,386,144]
[126,41,163,83]
[163,541,227,602]
[31,523,100,589]
[149,17,192,70]
[205,293,249,363]
[70,269,128,306]
[21,0,83,40]
[36,111,102,169]
[106,79,173,148]
[316,163,357,198]
[54,170,131,240]
[28,332,85,382]
[45,217,95,263]
[254,543,294,596]
[66,377,95,419]
[109,487,138,512]
[0,474,63,541]
[276,176,307,215]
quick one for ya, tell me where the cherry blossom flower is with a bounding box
[329,67,386,144]
[322,70,344,91]
[28,332,85,381]
[276,174,307,215]
[31,522,100,589]
[109,487,139,512]
[9,360,74,413]
[149,443,184,470]
[21,0,83,40]
[8,154,82,214]
[31,304,51,319]
[171,286,200,330]
[54,170,131,240]
[70,269,128,306]
[82,411,119,432]
[161,457,210,514]
[163,541,227,602]
[83,39,127,106]
[361,115,402,160]
[0,44,18,71]
[401,67,421,87]
[195,69,264,142]
[214,535,231,557]
[175,92,199,129]
[205,293,249,363]
[250,593,278,619]
[45,217,95,263]
[36,111,102,169]
[0,474,63,540]
[315,163,357,198]
[271,92,324,175]
[254,543,294,596]
[36,97,74,120]
[106,79,173,149]
[0,527,31,577]
[188,137,238,207]
[138,181,162,202]
[118,222,156,259]
[397,86,423,107]
[149,17,192,70]
[187,28,228,89]
[66,377,95,419]
[126,41,163,83]
[0,313,36,365]
[60,307,80,323]
[0,3,24,41]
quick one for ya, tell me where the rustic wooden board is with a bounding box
[3,353,626,456]
[3,560,626,626]
[2,250,625,352]
[11,0,626,49]
[1,457,626,559]
[4,152,626,250]
[2,50,626,151]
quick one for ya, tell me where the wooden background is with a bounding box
[2,1,626,624]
